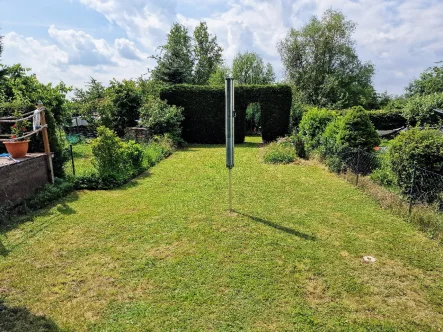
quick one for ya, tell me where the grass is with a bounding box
[1,136,442,331]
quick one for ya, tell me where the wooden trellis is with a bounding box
[0,108,54,183]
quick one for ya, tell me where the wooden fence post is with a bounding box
[41,109,54,184]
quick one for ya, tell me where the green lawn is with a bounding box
[1,137,442,331]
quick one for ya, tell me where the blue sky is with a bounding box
[1,0,443,95]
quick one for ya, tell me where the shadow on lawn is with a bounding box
[0,192,80,256]
[235,211,316,241]
[0,300,60,331]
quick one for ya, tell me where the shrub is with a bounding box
[139,97,184,144]
[277,135,306,159]
[403,93,443,126]
[27,178,74,210]
[389,128,443,193]
[92,126,126,181]
[299,107,336,153]
[336,106,380,151]
[160,84,292,143]
[91,126,146,184]
[122,140,144,176]
[319,117,342,160]
[263,142,296,164]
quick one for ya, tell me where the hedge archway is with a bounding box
[160,84,292,143]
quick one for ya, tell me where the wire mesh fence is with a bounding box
[335,146,443,217]
[63,144,76,177]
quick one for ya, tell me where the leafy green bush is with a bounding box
[299,107,336,153]
[389,128,443,193]
[336,106,380,151]
[263,142,296,164]
[27,178,74,210]
[92,126,126,181]
[122,140,144,176]
[91,126,146,184]
[403,92,443,126]
[139,97,184,144]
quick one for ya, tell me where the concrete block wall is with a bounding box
[0,155,50,206]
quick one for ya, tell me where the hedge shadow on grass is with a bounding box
[0,300,60,331]
[235,211,316,241]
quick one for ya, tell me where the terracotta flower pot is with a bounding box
[3,140,30,158]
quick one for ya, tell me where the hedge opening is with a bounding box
[160,84,292,143]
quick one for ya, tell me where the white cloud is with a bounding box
[3,0,443,94]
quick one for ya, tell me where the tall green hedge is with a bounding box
[160,84,292,143]
[367,110,407,130]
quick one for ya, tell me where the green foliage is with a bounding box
[26,178,74,210]
[389,128,443,192]
[92,126,126,181]
[367,109,407,130]
[278,9,375,109]
[91,126,144,184]
[107,79,142,136]
[289,88,309,130]
[277,135,306,159]
[263,142,296,164]
[245,102,261,134]
[406,64,443,97]
[232,52,275,84]
[193,22,223,85]
[403,92,443,126]
[319,117,342,160]
[139,97,184,144]
[208,65,230,86]
[384,96,408,112]
[160,84,292,143]
[337,106,380,151]
[299,107,336,153]
[151,23,194,84]
[73,135,174,190]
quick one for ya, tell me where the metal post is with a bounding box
[70,144,75,176]
[226,77,235,212]
[229,168,232,211]
[409,162,417,217]
[356,148,360,186]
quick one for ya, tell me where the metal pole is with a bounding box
[70,144,75,177]
[409,162,417,217]
[229,168,232,211]
[356,148,360,186]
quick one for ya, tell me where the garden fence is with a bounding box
[336,147,443,216]
[64,144,76,177]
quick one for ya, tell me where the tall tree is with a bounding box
[208,65,231,85]
[232,52,275,85]
[193,22,223,85]
[406,63,443,97]
[151,23,194,84]
[278,9,375,109]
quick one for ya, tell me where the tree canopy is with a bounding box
[278,9,375,109]
[192,22,223,85]
[406,63,443,97]
[151,23,194,84]
[232,52,275,85]
[151,22,223,85]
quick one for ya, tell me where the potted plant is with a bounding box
[3,110,31,158]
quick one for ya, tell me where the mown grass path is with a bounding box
[1,137,442,331]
